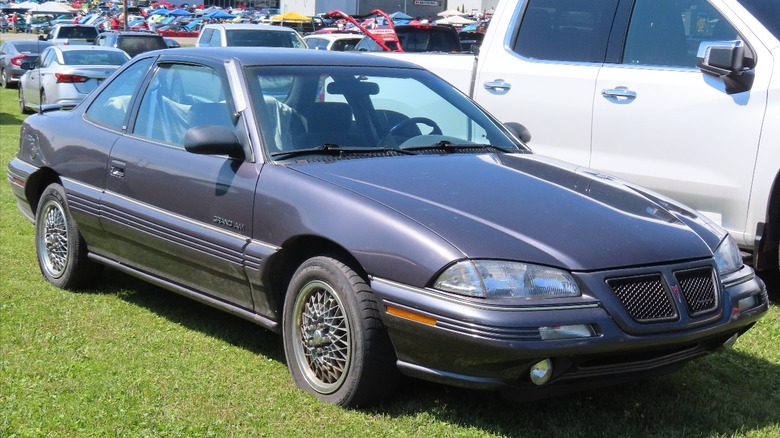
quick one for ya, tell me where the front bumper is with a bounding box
[7,157,37,223]
[370,262,768,398]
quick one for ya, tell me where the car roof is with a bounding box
[303,33,363,41]
[53,23,99,28]
[147,46,426,69]
[105,30,161,36]
[201,23,298,32]
[53,45,129,53]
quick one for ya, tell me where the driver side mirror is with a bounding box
[696,40,754,94]
[38,34,47,41]
[504,122,531,144]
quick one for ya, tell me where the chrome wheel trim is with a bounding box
[291,279,351,394]
[38,199,69,279]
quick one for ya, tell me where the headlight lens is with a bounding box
[714,234,742,277]
[433,260,580,299]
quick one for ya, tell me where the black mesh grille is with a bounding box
[607,274,677,322]
[675,267,718,316]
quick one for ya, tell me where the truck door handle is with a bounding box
[601,87,637,100]
[483,80,511,92]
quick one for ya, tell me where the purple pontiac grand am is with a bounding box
[7,48,768,407]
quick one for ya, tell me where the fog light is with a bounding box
[737,295,758,312]
[530,359,553,386]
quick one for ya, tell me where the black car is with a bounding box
[95,30,169,57]
[0,40,53,88]
[7,48,768,407]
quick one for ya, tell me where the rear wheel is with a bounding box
[18,87,31,114]
[282,255,399,407]
[1,68,9,88]
[35,184,102,289]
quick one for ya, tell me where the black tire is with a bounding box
[282,256,399,407]
[1,68,10,89]
[35,184,102,290]
[19,87,31,114]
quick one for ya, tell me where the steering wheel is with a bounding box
[379,117,442,147]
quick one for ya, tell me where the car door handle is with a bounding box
[109,160,125,178]
[483,80,511,92]
[601,87,637,100]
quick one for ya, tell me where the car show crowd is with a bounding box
[1,0,492,40]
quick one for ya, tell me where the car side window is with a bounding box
[199,28,213,46]
[513,0,619,63]
[209,30,223,47]
[85,57,153,130]
[133,63,232,146]
[39,50,55,68]
[623,0,738,68]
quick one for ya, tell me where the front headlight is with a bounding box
[714,234,743,277]
[433,260,580,299]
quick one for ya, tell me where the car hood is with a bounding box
[289,153,716,271]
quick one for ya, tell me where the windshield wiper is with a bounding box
[271,144,416,160]
[399,141,511,153]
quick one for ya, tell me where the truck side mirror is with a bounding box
[696,40,754,94]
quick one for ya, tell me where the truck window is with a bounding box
[623,0,738,68]
[513,0,619,63]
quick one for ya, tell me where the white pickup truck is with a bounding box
[372,0,779,276]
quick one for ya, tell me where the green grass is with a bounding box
[1,57,779,437]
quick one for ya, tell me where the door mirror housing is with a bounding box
[696,40,754,94]
[504,122,532,144]
[183,125,244,160]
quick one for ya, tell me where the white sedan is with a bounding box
[18,45,130,114]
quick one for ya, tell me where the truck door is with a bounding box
[472,0,621,166]
[590,0,768,244]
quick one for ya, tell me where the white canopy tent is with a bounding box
[436,15,477,25]
[437,8,468,17]
[28,2,77,13]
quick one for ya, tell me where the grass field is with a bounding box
[1,51,779,437]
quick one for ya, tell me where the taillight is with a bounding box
[10,55,26,66]
[55,73,89,83]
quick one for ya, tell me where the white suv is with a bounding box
[195,23,306,48]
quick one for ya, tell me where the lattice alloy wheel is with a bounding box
[38,196,69,279]
[283,255,399,407]
[291,279,351,394]
[34,184,102,289]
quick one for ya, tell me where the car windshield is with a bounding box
[62,50,129,66]
[245,65,523,160]
[225,30,305,48]
[13,41,50,53]
[737,0,780,40]
[57,26,99,39]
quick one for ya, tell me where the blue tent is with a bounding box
[168,8,193,17]
[203,10,234,19]
[149,8,169,16]
[389,11,413,20]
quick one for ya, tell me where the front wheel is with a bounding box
[282,256,398,407]
[35,184,102,289]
